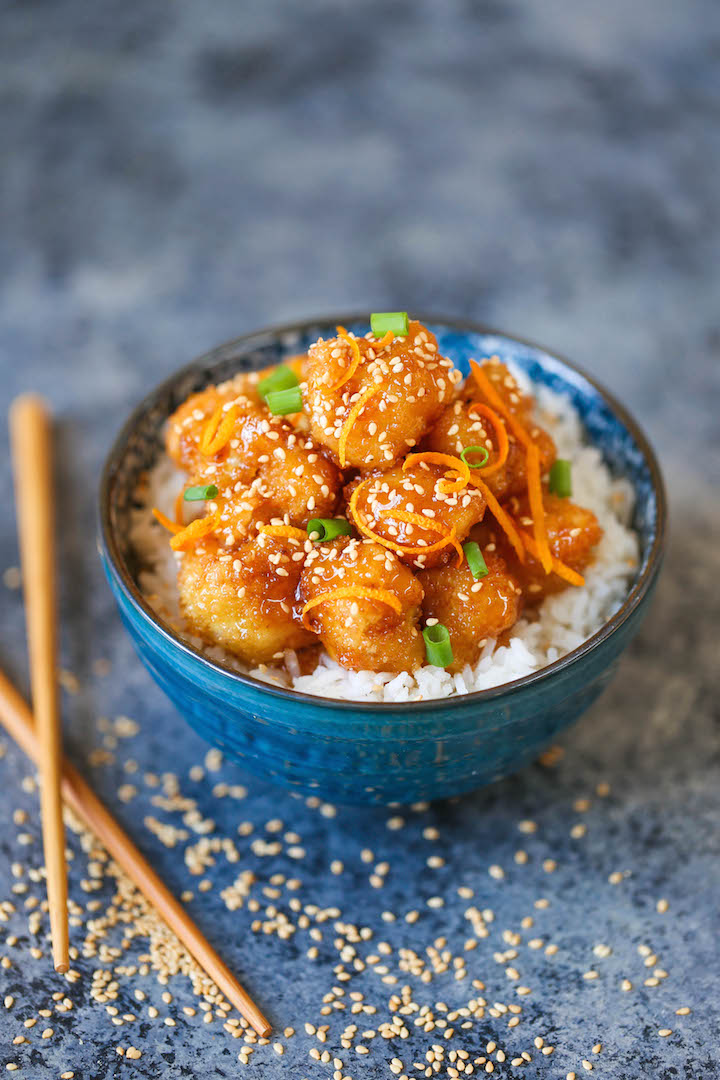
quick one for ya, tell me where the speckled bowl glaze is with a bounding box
[99,315,666,805]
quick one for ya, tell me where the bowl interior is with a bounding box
[101,315,664,706]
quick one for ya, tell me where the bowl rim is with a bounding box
[99,311,667,714]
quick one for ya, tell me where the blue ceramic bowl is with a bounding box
[99,315,666,805]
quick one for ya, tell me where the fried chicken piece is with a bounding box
[418,552,522,673]
[482,492,603,604]
[167,386,341,534]
[178,532,314,666]
[252,431,340,527]
[299,537,424,673]
[425,358,555,500]
[303,321,460,469]
[347,463,486,570]
[166,378,260,474]
[168,356,307,462]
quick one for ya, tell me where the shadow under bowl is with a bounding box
[99,314,666,805]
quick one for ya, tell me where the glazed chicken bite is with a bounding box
[178,532,314,666]
[488,492,603,603]
[166,381,259,474]
[299,538,424,673]
[425,358,556,500]
[418,551,522,673]
[253,432,340,526]
[167,388,342,536]
[303,321,460,469]
[166,359,308,471]
[347,461,486,570]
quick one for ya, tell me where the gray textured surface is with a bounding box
[1,1,719,1077]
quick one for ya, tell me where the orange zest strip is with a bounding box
[403,452,471,495]
[259,525,308,542]
[301,586,402,630]
[152,507,183,535]
[470,359,552,572]
[373,330,394,350]
[200,403,239,457]
[437,472,466,495]
[383,508,447,536]
[349,481,462,566]
[467,476,526,565]
[380,508,464,567]
[469,360,533,451]
[467,402,510,476]
[516,528,585,587]
[199,404,223,454]
[526,442,553,574]
[338,385,379,468]
[169,513,218,552]
[347,478,372,527]
[332,329,363,391]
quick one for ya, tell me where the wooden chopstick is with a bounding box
[0,668,271,1037]
[9,394,69,973]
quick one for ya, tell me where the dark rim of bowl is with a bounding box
[99,312,667,713]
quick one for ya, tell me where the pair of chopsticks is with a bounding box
[5,395,270,1037]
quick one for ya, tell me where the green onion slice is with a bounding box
[307,517,353,542]
[183,484,218,502]
[422,623,454,668]
[266,386,303,416]
[257,366,299,400]
[460,445,490,469]
[370,311,409,338]
[549,459,572,497]
[463,541,488,580]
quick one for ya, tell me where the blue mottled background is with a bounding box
[0,2,718,1077]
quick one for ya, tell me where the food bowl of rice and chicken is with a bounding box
[99,314,665,804]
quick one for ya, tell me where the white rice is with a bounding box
[129,377,639,702]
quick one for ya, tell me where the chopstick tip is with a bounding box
[9,391,51,425]
[54,961,69,974]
